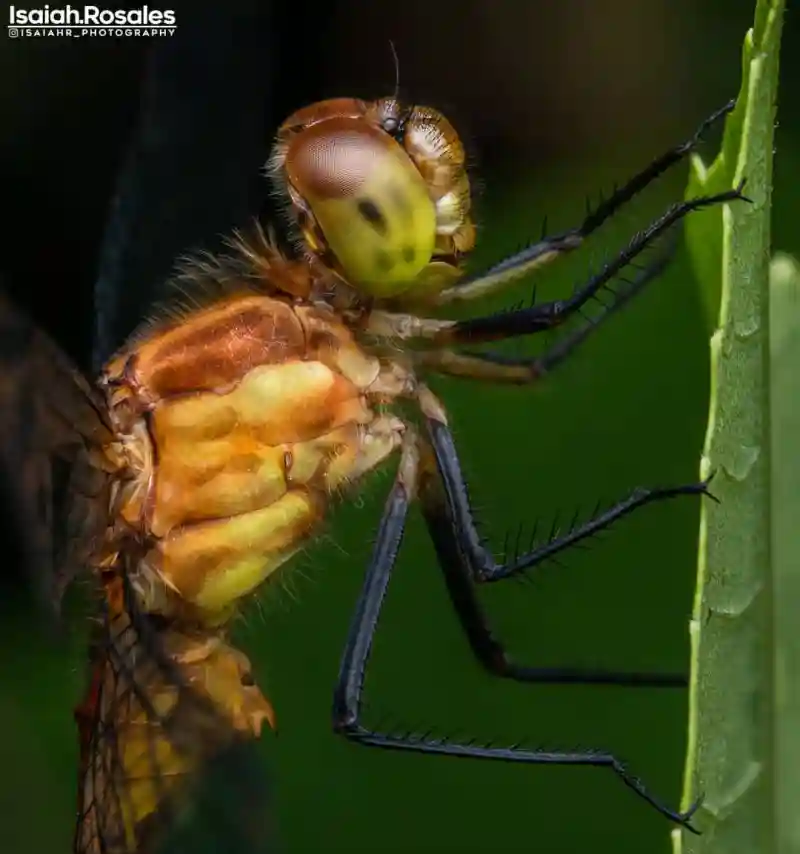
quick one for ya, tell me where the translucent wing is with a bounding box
[0,288,114,617]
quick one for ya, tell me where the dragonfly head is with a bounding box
[269,96,475,301]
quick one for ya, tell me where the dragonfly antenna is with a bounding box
[389,40,400,100]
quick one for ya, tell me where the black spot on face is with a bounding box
[375,251,395,272]
[357,198,388,235]
[402,246,415,264]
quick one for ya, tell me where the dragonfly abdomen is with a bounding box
[74,573,275,854]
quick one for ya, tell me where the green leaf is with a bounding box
[769,253,800,854]
[684,31,751,331]
[672,0,784,853]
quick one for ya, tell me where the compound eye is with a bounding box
[285,117,437,298]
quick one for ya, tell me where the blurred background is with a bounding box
[0,1,795,852]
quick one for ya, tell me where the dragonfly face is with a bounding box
[270,96,475,298]
[0,92,745,853]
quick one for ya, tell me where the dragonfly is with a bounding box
[0,92,746,854]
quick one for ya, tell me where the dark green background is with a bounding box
[1,2,797,852]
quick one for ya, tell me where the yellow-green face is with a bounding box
[285,116,438,297]
[274,97,476,301]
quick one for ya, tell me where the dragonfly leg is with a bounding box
[428,183,747,348]
[415,243,672,384]
[332,431,417,734]
[431,100,736,307]
[414,385,710,688]
[331,417,702,832]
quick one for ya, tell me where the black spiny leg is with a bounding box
[432,99,736,307]
[416,385,709,687]
[417,246,673,384]
[332,436,417,736]
[430,183,747,347]
[332,423,702,832]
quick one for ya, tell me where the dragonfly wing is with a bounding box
[0,289,114,617]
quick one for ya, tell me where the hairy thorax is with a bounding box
[96,288,412,622]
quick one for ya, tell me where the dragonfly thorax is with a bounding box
[95,259,415,625]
